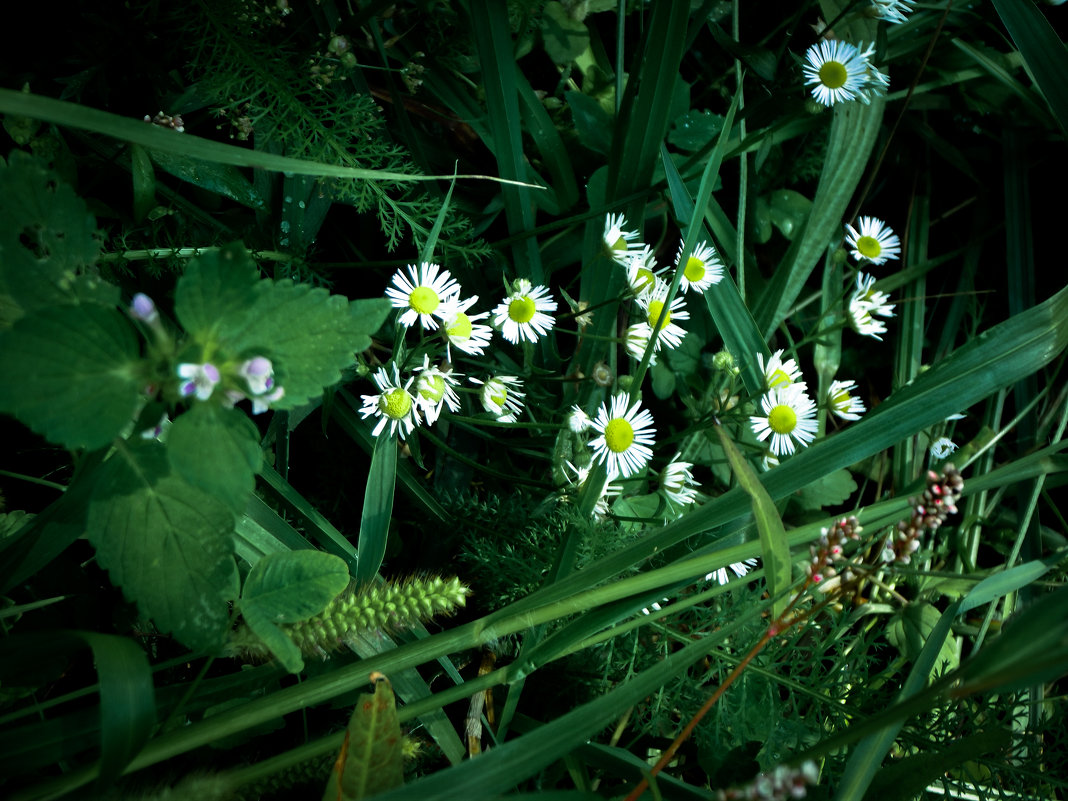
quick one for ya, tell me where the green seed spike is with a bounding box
[232,575,470,662]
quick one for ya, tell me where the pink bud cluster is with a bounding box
[882,464,964,564]
[716,760,819,800]
[807,515,862,585]
[144,111,185,133]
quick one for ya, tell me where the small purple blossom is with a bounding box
[251,386,285,415]
[177,362,221,400]
[239,357,276,395]
[129,293,160,324]
[139,413,171,441]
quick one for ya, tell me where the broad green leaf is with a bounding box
[166,402,263,514]
[240,550,349,673]
[958,559,1052,615]
[791,468,857,511]
[540,1,589,64]
[767,189,812,241]
[668,110,725,152]
[650,359,676,399]
[715,425,790,616]
[173,243,260,343]
[323,678,404,801]
[565,91,613,155]
[356,434,398,584]
[225,282,390,408]
[148,149,266,210]
[665,331,703,378]
[887,602,959,675]
[242,551,350,624]
[87,443,239,653]
[0,304,142,450]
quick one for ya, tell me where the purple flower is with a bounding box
[177,362,221,400]
[239,357,276,395]
[129,293,160,324]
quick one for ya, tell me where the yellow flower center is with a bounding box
[684,256,706,282]
[508,296,536,324]
[604,418,635,453]
[611,235,627,252]
[633,267,655,294]
[409,286,439,316]
[831,389,852,408]
[646,300,671,329]
[819,60,848,89]
[488,385,507,408]
[856,235,882,259]
[445,312,472,341]
[768,369,793,390]
[379,388,412,420]
[417,374,446,403]
[767,404,798,435]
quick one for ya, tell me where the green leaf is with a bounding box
[887,602,959,675]
[87,443,239,653]
[242,551,350,624]
[166,403,263,514]
[226,282,390,408]
[130,143,156,222]
[240,551,350,673]
[356,434,398,584]
[0,304,143,450]
[665,331,703,378]
[958,559,1052,615]
[766,189,812,241]
[791,468,857,511]
[540,1,590,64]
[715,424,791,617]
[668,110,725,152]
[566,90,613,155]
[173,243,260,343]
[323,678,405,801]
[650,359,676,400]
[148,149,266,210]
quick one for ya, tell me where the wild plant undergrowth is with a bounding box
[0,2,1066,800]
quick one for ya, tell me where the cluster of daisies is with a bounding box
[845,216,899,339]
[360,261,561,438]
[602,213,725,364]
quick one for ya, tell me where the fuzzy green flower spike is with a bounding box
[232,576,471,662]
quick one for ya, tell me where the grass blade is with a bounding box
[355,432,398,585]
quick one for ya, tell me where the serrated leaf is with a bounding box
[540,1,589,64]
[887,602,959,676]
[566,90,613,155]
[791,468,857,510]
[173,243,260,343]
[0,150,99,270]
[0,304,143,450]
[223,282,390,408]
[166,403,263,514]
[241,551,349,624]
[87,443,239,653]
[323,678,404,801]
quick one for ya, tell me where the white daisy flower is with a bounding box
[384,262,462,330]
[845,216,900,265]
[660,458,699,506]
[624,245,665,297]
[871,0,915,24]
[412,355,461,426]
[624,323,659,364]
[930,437,958,460]
[802,39,873,106]
[441,296,493,359]
[563,460,621,520]
[757,349,804,391]
[567,405,592,433]
[827,379,866,421]
[492,278,557,344]
[705,558,759,587]
[637,281,689,351]
[848,273,895,340]
[675,240,724,293]
[603,212,643,261]
[589,394,656,479]
[858,62,891,104]
[470,375,525,422]
[750,385,818,457]
[359,364,421,439]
